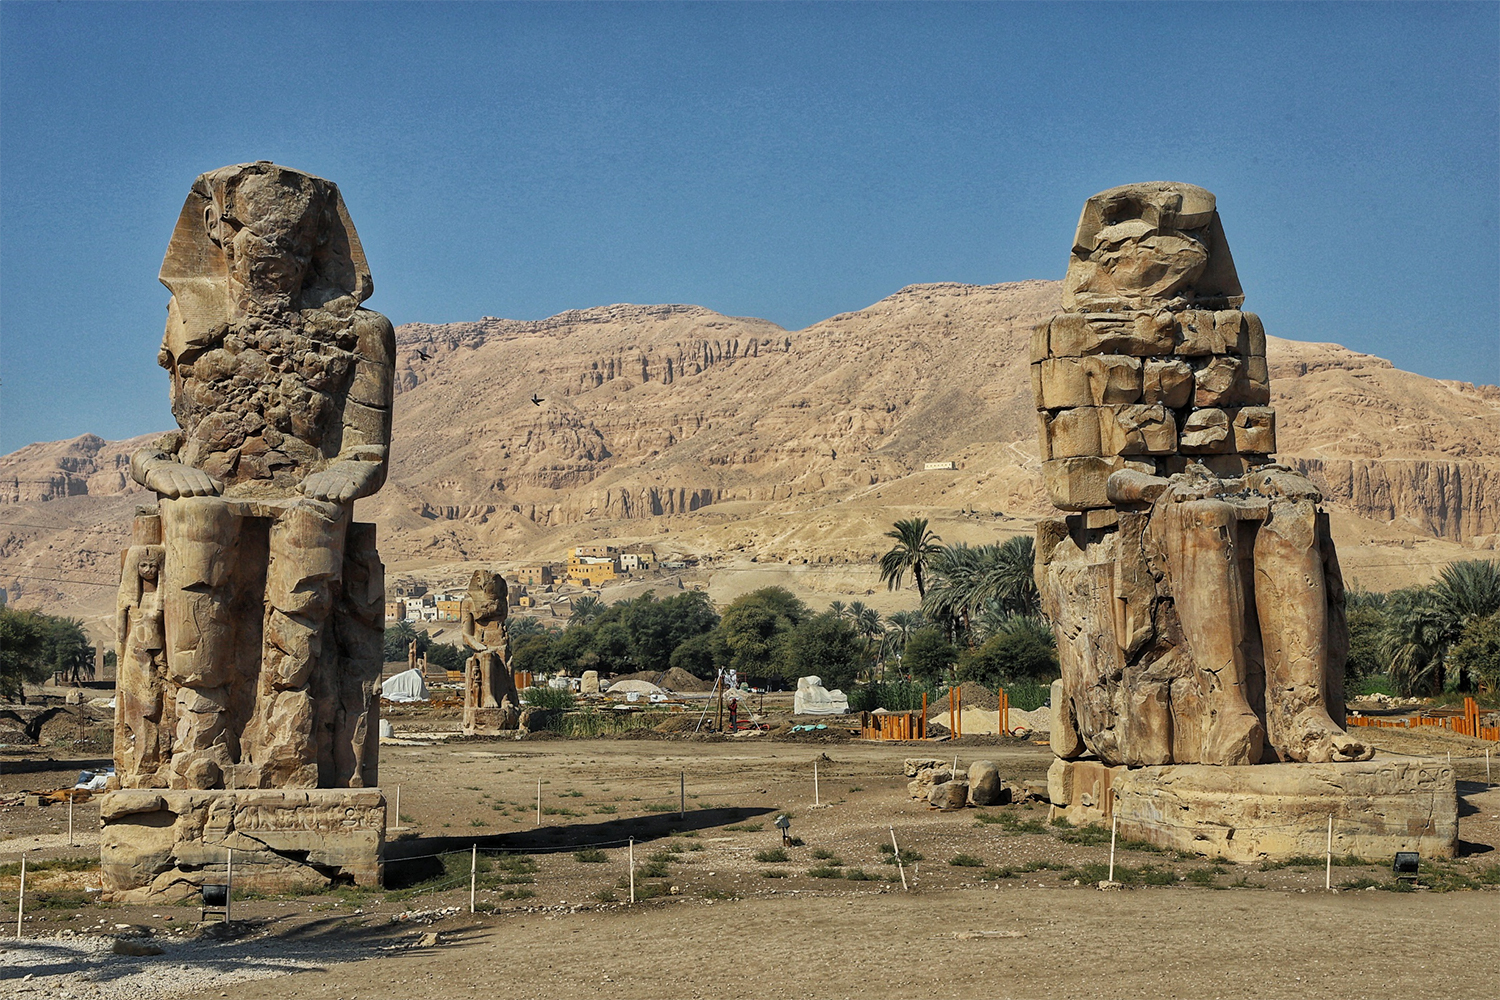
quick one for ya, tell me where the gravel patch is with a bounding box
[0,927,384,1000]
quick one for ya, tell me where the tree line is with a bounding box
[0,607,96,701]
[1345,559,1500,696]
[878,517,1058,690]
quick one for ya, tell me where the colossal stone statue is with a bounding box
[102,163,390,898]
[1034,182,1369,767]
[1031,184,1455,864]
[461,569,522,734]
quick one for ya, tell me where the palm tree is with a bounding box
[922,543,989,646]
[884,610,923,656]
[879,518,942,600]
[570,595,606,624]
[828,600,848,620]
[1381,588,1449,696]
[981,535,1040,618]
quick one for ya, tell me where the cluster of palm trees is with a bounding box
[826,600,923,669]
[878,517,1043,648]
[1363,559,1500,695]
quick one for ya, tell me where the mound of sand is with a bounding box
[660,668,712,693]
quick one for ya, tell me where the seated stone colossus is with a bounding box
[1034,181,1372,768]
[118,161,394,792]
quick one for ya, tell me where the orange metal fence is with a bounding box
[1346,697,1499,742]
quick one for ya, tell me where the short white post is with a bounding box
[813,760,820,807]
[470,845,477,914]
[1325,815,1333,891]
[1108,806,1119,884]
[628,838,636,903]
[952,755,958,778]
[393,785,401,831]
[226,848,233,923]
[889,826,908,891]
[68,794,75,847]
[15,855,24,939]
[1487,749,1492,787]
[536,780,542,827]
[680,771,685,819]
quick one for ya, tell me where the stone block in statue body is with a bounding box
[104,163,392,897]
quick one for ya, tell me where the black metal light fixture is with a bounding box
[1393,852,1420,880]
[775,813,792,846]
[201,882,230,922]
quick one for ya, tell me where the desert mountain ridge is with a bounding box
[3,280,1498,641]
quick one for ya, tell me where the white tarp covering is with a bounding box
[381,668,429,703]
[794,675,848,715]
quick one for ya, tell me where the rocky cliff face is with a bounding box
[3,281,1496,619]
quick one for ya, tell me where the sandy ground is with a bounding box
[3,733,1498,1000]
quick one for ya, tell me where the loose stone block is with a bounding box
[1083,355,1143,405]
[1244,312,1267,356]
[967,761,1007,806]
[928,780,970,811]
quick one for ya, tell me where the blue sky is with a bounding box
[2,1,1496,452]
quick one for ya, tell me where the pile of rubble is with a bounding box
[903,757,1046,811]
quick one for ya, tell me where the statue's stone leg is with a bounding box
[252,500,347,788]
[1156,499,1264,765]
[160,498,241,789]
[478,650,502,709]
[1254,499,1372,763]
[329,521,383,788]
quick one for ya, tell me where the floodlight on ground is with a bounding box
[201,882,230,923]
[1393,852,1420,878]
[775,813,792,845]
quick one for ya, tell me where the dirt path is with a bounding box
[186,888,1497,1000]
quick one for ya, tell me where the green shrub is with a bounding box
[521,685,576,710]
[949,853,985,868]
[574,849,608,863]
[807,866,844,879]
[754,848,789,863]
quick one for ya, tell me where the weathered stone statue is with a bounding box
[1033,184,1453,861]
[461,569,522,733]
[101,163,390,898]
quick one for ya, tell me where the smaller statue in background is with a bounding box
[461,569,521,733]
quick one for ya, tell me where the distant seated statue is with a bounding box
[461,569,521,733]
[794,676,849,716]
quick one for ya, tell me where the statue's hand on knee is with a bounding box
[301,460,382,503]
[132,451,223,498]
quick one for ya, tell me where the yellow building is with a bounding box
[568,560,618,586]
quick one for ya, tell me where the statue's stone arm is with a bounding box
[130,440,224,498]
[301,310,396,503]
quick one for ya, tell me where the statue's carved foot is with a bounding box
[1202,708,1265,766]
[1283,710,1375,763]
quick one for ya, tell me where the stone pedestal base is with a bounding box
[1047,758,1456,863]
[464,705,520,736]
[99,788,385,902]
